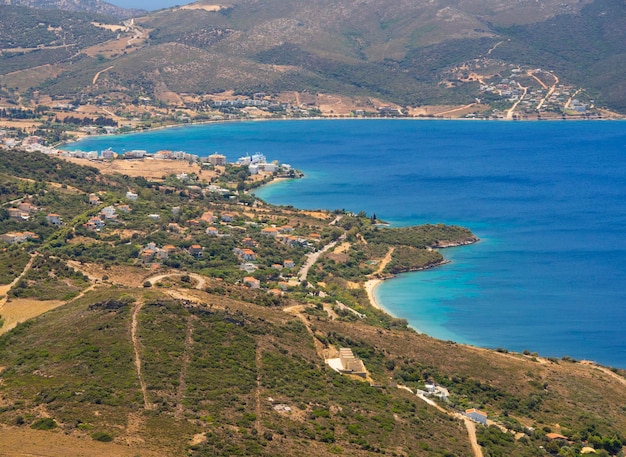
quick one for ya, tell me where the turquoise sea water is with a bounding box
[65,119,626,367]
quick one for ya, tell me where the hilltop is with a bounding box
[0,149,625,456]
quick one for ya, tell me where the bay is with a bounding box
[65,119,626,367]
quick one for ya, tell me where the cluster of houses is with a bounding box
[234,235,296,269]
[55,148,200,162]
[0,131,26,150]
[5,201,66,229]
[477,69,592,116]
[7,201,38,222]
[261,224,320,247]
[0,231,38,244]
[133,206,323,295]
[139,242,202,264]
[0,136,204,161]
[232,152,294,175]
[82,197,133,232]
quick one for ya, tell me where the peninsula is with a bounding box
[0,148,624,457]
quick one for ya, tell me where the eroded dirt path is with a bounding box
[0,253,37,305]
[413,390,484,457]
[371,247,394,277]
[254,343,263,434]
[532,70,559,111]
[506,84,528,120]
[175,314,196,419]
[147,272,206,289]
[436,103,478,116]
[131,299,153,410]
[92,65,114,84]
[462,417,484,457]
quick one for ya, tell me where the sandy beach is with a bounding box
[364,278,386,312]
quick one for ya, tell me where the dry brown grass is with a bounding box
[178,4,225,12]
[90,22,127,32]
[407,104,490,117]
[0,299,65,336]
[333,242,351,254]
[62,157,209,181]
[0,425,166,457]
[70,263,149,288]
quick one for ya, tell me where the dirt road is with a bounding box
[298,239,340,282]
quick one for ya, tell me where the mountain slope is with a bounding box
[1,0,625,113]
[1,285,625,456]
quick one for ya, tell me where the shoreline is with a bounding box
[364,278,387,313]
[363,257,457,315]
[56,115,626,150]
[55,122,626,369]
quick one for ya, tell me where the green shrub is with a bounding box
[91,431,113,442]
[30,418,57,430]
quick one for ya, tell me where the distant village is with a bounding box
[1,61,619,155]
[0,132,296,179]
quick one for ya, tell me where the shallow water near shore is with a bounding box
[67,119,626,367]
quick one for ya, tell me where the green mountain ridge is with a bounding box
[1,0,625,113]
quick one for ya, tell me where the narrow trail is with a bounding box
[254,343,263,434]
[414,391,484,457]
[0,253,38,309]
[175,314,195,419]
[565,88,583,109]
[298,238,340,282]
[462,417,484,457]
[69,282,98,303]
[131,299,153,410]
[92,65,114,85]
[371,247,394,277]
[486,41,504,55]
[506,85,528,120]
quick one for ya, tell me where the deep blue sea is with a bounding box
[65,119,626,367]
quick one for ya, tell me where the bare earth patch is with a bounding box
[178,4,224,11]
[333,242,351,254]
[62,157,208,181]
[69,263,149,288]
